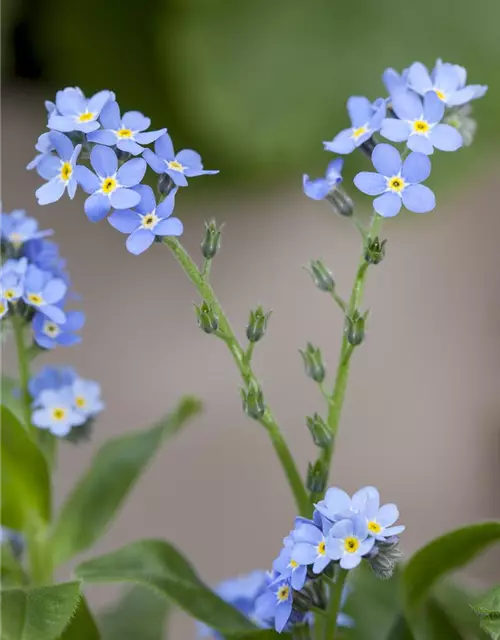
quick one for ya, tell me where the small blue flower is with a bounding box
[323,97,386,154]
[303,158,344,200]
[0,209,53,248]
[26,133,54,171]
[273,533,307,590]
[0,295,8,319]
[254,576,293,633]
[382,66,410,96]
[291,520,331,576]
[28,365,77,398]
[315,486,373,523]
[31,387,86,436]
[87,100,167,156]
[23,264,67,323]
[108,185,183,255]
[0,258,27,303]
[23,238,69,283]
[381,92,462,155]
[35,133,82,205]
[354,144,435,217]
[326,516,375,570]
[143,133,219,187]
[407,60,488,107]
[75,145,146,222]
[48,87,114,133]
[360,489,405,541]
[71,377,104,419]
[33,310,85,349]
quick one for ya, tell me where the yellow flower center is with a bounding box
[317,541,326,556]
[27,293,44,306]
[52,407,66,421]
[0,302,5,315]
[277,586,290,602]
[344,537,360,554]
[388,176,405,193]
[141,212,159,229]
[60,162,72,181]
[413,120,430,134]
[168,160,184,172]
[4,289,16,300]
[78,112,95,123]
[102,177,118,194]
[75,396,87,408]
[9,232,24,246]
[434,89,446,101]
[368,521,382,534]
[352,125,368,140]
[289,560,298,569]
[117,128,133,138]
[44,321,60,337]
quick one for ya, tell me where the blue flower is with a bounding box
[323,97,385,154]
[303,158,344,200]
[354,144,435,217]
[254,576,293,633]
[326,516,375,570]
[35,133,82,205]
[33,310,85,349]
[108,185,183,255]
[28,365,77,398]
[0,527,24,559]
[0,295,8,319]
[23,264,67,323]
[382,67,410,97]
[360,489,405,541]
[380,92,462,155]
[87,100,167,156]
[143,133,219,187]
[23,238,68,282]
[273,533,307,590]
[0,209,53,248]
[48,87,114,133]
[407,60,487,107]
[315,486,373,523]
[75,145,146,222]
[26,133,54,171]
[290,520,333,576]
[31,387,86,436]
[0,258,27,304]
[71,377,104,418]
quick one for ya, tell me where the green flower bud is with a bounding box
[246,305,271,343]
[64,419,94,444]
[201,220,223,260]
[306,460,327,494]
[326,186,354,217]
[444,104,477,147]
[307,260,335,292]
[365,237,387,265]
[300,343,326,383]
[368,539,403,580]
[241,380,265,420]
[157,173,175,196]
[344,310,367,347]
[306,413,331,449]
[194,301,219,334]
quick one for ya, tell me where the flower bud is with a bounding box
[444,104,477,147]
[306,413,331,449]
[246,305,271,343]
[241,380,265,420]
[307,260,335,293]
[368,538,403,580]
[344,310,366,347]
[64,419,94,444]
[359,136,377,158]
[201,220,223,260]
[365,237,387,265]
[157,173,176,196]
[306,460,327,494]
[325,187,354,217]
[300,343,325,383]
[194,301,219,334]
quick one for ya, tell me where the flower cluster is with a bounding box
[29,87,218,254]
[305,58,487,218]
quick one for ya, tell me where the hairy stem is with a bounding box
[323,569,348,639]
[11,314,33,432]
[163,237,310,516]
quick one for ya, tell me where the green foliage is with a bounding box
[473,586,500,639]
[0,405,50,531]
[59,596,100,640]
[75,539,255,635]
[0,582,81,640]
[1,376,25,427]
[50,396,201,566]
[1,543,27,588]
[227,632,290,639]
[98,585,169,640]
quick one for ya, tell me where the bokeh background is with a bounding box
[2,0,500,636]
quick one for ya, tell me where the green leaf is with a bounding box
[50,396,201,566]
[387,616,415,640]
[480,618,500,640]
[0,582,81,640]
[0,405,50,531]
[1,543,27,588]
[59,596,100,640]
[408,598,465,640]
[434,581,489,638]
[473,586,500,618]
[98,585,169,640]
[75,539,255,635]
[403,522,500,610]
[227,632,289,640]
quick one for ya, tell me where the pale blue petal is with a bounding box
[143,149,166,174]
[340,554,362,570]
[122,111,151,131]
[358,538,376,555]
[326,157,344,180]
[275,601,292,633]
[109,188,141,209]
[99,100,121,129]
[434,64,460,94]
[353,171,387,195]
[446,86,476,106]
[407,62,433,95]
[347,96,372,127]
[351,487,375,513]
[49,132,73,162]
[167,169,188,187]
[371,144,401,176]
[313,555,330,574]
[36,178,66,205]
[39,304,66,324]
[331,519,353,539]
[377,504,399,527]
[155,189,176,218]
[401,184,435,213]
[90,145,117,177]
[43,278,67,303]
[383,68,406,94]
[126,228,155,255]
[56,88,85,115]
[75,165,100,194]
[108,209,140,233]
[74,120,100,133]
[291,542,317,565]
[48,114,76,133]
[380,118,411,142]
[135,128,167,144]
[392,91,423,121]
[402,152,431,183]
[57,333,81,347]
[291,565,307,590]
[423,91,444,124]
[87,130,117,146]
[383,525,405,537]
[352,516,368,540]
[326,537,343,561]
[324,129,356,154]
[85,193,111,222]
[369,99,386,130]
[37,155,61,180]
[407,134,434,155]
[117,157,146,187]
[155,133,175,160]
[373,192,402,218]
[323,487,351,518]
[176,149,202,169]
[67,177,77,199]
[429,124,463,151]
[32,408,51,429]
[134,185,157,214]
[303,175,330,200]
[88,90,114,115]
[154,217,183,237]
[117,139,144,155]
[64,310,85,331]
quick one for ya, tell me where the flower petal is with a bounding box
[429,124,463,151]
[49,132,73,162]
[377,504,399,527]
[39,304,66,324]
[423,91,444,124]
[354,171,387,196]
[87,130,117,146]
[347,96,372,127]
[154,217,183,237]
[56,88,85,115]
[325,537,343,561]
[43,278,67,304]
[392,91,423,121]
[87,90,114,115]
[91,145,118,177]
[135,128,167,144]
[122,111,151,131]
[323,129,356,154]
[117,158,146,187]
[340,554,362,570]
[99,100,121,129]
[143,149,167,174]
[407,62,433,95]
[402,152,431,183]
[383,525,405,537]
[117,139,144,155]
[109,188,141,209]
[133,184,157,214]
[380,118,411,142]
[48,115,76,133]
[75,165,100,194]
[37,155,61,180]
[126,228,155,255]
[36,178,66,205]
[84,193,111,222]
[434,64,461,94]
[155,189,177,218]
[303,175,330,200]
[401,184,435,213]
[108,209,140,234]
[407,134,434,155]
[371,144,401,176]
[154,133,175,161]
[373,192,402,218]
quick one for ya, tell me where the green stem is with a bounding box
[324,569,348,639]
[163,237,310,516]
[11,314,33,433]
[244,342,255,365]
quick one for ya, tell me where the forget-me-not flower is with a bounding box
[273,533,307,590]
[23,239,67,282]
[315,486,374,523]
[87,100,166,156]
[28,365,77,399]
[323,97,385,154]
[0,258,27,303]
[407,60,487,107]
[32,387,86,436]
[23,264,67,323]
[326,516,375,570]
[354,144,435,217]
[1,209,53,248]
[143,133,219,187]
[254,576,293,633]
[71,377,104,419]
[35,133,82,205]
[291,521,332,575]
[48,87,114,133]
[360,488,405,541]
[75,145,146,222]
[26,133,54,171]
[33,310,85,349]
[382,67,411,97]
[0,295,8,319]
[381,91,462,154]
[303,158,344,200]
[108,185,182,255]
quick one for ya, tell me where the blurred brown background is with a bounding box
[2,0,500,636]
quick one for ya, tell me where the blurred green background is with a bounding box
[2,0,498,189]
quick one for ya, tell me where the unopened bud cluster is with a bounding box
[300,343,325,383]
[306,413,331,449]
[241,380,265,420]
[307,260,335,293]
[365,237,387,265]
[246,306,271,343]
[344,310,367,346]
[201,220,223,260]
[195,301,219,334]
